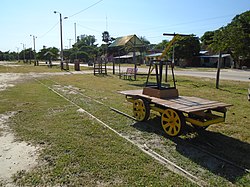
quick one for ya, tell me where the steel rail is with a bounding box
[35,78,206,187]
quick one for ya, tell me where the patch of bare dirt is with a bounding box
[0,66,92,186]
[0,73,20,91]
[0,112,38,186]
[0,68,40,186]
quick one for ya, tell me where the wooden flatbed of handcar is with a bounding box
[120,89,232,136]
[120,89,231,113]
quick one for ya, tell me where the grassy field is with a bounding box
[0,64,249,186]
[0,61,92,73]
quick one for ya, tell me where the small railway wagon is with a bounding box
[120,88,232,136]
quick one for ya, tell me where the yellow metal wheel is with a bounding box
[161,109,184,136]
[133,99,150,122]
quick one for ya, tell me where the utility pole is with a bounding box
[54,11,68,70]
[16,47,19,62]
[59,13,63,69]
[30,35,37,65]
[74,23,77,43]
[68,39,72,49]
[74,23,78,60]
[216,51,222,89]
[20,43,25,62]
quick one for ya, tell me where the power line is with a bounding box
[68,0,104,18]
[135,14,235,33]
[39,21,59,39]
[77,23,101,33]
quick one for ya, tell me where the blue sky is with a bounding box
[1,0,249,52]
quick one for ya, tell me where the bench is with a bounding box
[121,68,138,80]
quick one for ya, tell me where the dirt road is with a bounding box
[105,65,250,82]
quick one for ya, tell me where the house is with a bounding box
[200,51,234,68]
[113,52,142,64]
[109,35,144,64]
[109,34,144,49]
[108,35,144,79]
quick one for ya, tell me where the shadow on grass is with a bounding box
[128,82,173,88]
[219,87,246,95]
[132,117,249,183]
[128,82,146,88]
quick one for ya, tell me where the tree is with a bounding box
[173,35,200,60]
[19,48,34,62]
[154,40,169,51]
[102,31,110,43]
[225,11,250,67]
[72,34,98,62]
[153,36,200,67]
[37,47,59,61]
[75,35,97,47]
[206,10,250,67]
[200,31,215,49]
[139,36,151,51]
[73,51,89,62]
[99,44,108,56]
[0,51,17,61]
[101,31,116,56]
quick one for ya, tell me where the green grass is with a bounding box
[0,78,195,186]
[0,62,60,73]
[0,69,249,186]
[0,62,92,73]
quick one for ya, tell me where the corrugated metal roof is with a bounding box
[145,53,163,57]
[200,54,231,58]
[114,52,141,59]
[108,34,143,48]
[199,50,208,54]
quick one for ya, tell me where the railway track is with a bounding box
[36,78,249,186]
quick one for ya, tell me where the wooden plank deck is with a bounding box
[120,89,232,113]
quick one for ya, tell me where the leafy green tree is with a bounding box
[19,48,34,62]
[99,44,108,56]
[77,51,89,62]
[101,31,116,56]
[138,36,152,52]
[153,36,200,66]
[102,31,110,43]
[207,10,250,67]
[154,40,169,51]
[63,48,76,61]
[174,35,200,60]
[37,47,59,61]
[73,35,98,62]
[0,51,3,61]
[75,35,97,47]
[225,11,250,66]
[200,31,215,49]
[0,51,16,61]
[9,51,18,61]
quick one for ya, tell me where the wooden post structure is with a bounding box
[133,35,137,81]
[216,51,222,89]
[133,50,137,80]
[112,61,115,74]
[165,64,168,83]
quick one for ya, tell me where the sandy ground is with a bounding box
[0,73,20,92]
[0,62,92,186]
[0,63,39,186]
[0,112,38,186]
